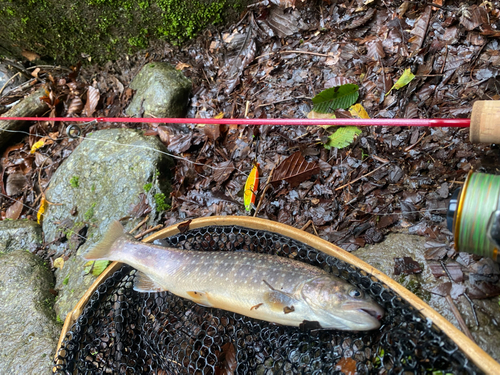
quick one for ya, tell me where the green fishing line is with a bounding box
[457,172,500,258]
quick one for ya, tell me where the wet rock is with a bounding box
[0,86,49,151]
[353,232,500,362]
[125,62,192,118]
[0,219,42,254]
[43,128,173,320]
[0,250,59,374]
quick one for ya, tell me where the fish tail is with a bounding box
[83,220,125,260]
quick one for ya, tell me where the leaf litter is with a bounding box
[0,0,499,341]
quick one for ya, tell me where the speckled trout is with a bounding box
[83,221,384,330]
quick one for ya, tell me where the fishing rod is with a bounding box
[1,100,497,143]
[0,116,471,127]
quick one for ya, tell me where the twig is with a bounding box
[256,50,331,60]
[300,219,320,236]
[445,295,475,342]
[301,220,312,231]
[404,132,427,152]
[129,215,150,234]
[0,72,21,96]
[37,157,61,206]
[335,162,390,191]
[134,224,163,239]
[440,260,476,341]
[464,292,479,327]
[257,96,310,108]
[245,100,250,117]
[253,166,276,217]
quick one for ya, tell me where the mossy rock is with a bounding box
[0,0,251,65]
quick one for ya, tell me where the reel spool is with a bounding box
[447,171,500,262]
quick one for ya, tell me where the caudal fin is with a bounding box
[83,220,125,260]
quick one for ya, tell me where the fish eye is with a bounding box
[349,288,363,298]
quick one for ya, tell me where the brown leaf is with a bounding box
[431,282,452,297]
[334,357,356,375]
[366,40,386,61]
[205,124,221,142]
[271,151,320,188]
[6,172,28,196]
[429,262,463,282]
[345,8,376,30]
[410,6,431,52]
[175,62,191,70]
[21,50,40,62]
[394,257,422,275]
[213,161,235,185]
[468,282,500,299]
[67,96,83,115]
[460,5,488,31]
[83,86,100,117]
[177,219,192,234]
[6,200,23,220]
[130,193,152,218]
[215,342,237,375]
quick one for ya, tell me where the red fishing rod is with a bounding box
[0,116,470,127]
[1,100,498,143]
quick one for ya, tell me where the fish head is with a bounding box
[301,276,384,331]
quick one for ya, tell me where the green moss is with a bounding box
[0,0,248,64]
[63,276,69,285]
[69,176,79,188]
[84,203,97,221]
[56,315,63,324]
[154,192,170,212]
[143,183,152,192]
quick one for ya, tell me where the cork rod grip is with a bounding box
[470,101,500,144]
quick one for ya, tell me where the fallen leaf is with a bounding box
[130,193,152,218]
[84,260,110,277]
[30,138,46,154]
[348,103,370,119]
[271,151,319,188]
[21,50,40,61]
[84,86,100,117]
[334,357,356,375]
[323,126,362,149]
[244,163,259,211]
[213,161,235,185]
[53,257,65,270]
[204,112,225,142]
[37,197,48,224]
[175,62,191,70]
[312,84,360,113]
[67,96,83,115]
[215,342,237,375]
[6,172,28,196]
[394,257,422,275]
[386,68,415,96]
[177,219,192,234]
[5,200,23,219]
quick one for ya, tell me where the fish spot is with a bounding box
[226,277,229,281]
[282,273,286,278]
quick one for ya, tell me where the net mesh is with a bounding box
[53,225,480,374]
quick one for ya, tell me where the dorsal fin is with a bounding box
[133,271,167,292]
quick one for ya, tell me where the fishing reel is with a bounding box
[447,171,500,262]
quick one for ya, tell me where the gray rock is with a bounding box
[43,128,173,320]
[0,250,59,374]
[354,232,500,362]
[0,219,42,254]
[0,86,49,151]
[125,62,192,118]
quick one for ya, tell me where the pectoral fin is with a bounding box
[264,290,296,313]
[186,291,213,307]
[134,272,167,292]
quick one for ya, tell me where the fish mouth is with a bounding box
[360,308,383,321]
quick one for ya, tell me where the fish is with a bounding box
[83,221,384,331]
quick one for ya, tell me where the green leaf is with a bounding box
[323,126,362,149]
[386,68,415,96]
[312,84,359,113]
[84,260,110,277]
